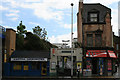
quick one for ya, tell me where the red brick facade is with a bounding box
[77,1,112,47]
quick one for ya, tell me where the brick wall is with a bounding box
[5,29,16,62]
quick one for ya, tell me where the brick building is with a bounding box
[5,28,16,62]
[77,0,117,76]
[77,1,112,47]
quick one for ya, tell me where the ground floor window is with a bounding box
[23,62,29,70]
[31,62,40,70]
[13,62,22,70]
[108,59,112,71]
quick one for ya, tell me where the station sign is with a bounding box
[11,58,47,61]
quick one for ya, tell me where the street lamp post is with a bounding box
[71,3,74,77]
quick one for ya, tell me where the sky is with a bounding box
[0,0,120,45]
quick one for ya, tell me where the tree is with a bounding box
[33,26,47,40]
[16,21,27,50]
[24,32,57,51]
[17,21,27,35]
[33,26,42,38]
[16,34,24,50]
[42,28,47,40]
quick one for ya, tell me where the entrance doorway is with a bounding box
[41,62,47,75]
[92,58,98,74]
[57,56,76,76]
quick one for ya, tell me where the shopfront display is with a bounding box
[107,59,112,76]
[85,49,117,76]
[86,59,92,70]
[84,58,92,76]
[99,58,104,75]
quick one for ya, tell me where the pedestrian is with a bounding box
[77,64,80,78]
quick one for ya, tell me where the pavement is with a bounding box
[2,75,120,80]
[2,66,120,80]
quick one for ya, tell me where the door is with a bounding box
[92,58,98,74]
[41,62,47,75]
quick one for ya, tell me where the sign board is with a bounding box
[77,63,82,69]
[11,58,47,61]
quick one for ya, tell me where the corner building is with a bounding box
[77,0,117,76]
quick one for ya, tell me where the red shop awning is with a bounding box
[108,50,117,58]
[86,50,107,57]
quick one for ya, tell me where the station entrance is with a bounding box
[57,56,76,76]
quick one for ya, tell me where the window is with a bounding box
[95,34,102,47]
[23,62,29,70]
[31,62,40,70]
[89,13,98,22]
[87,34,93,47]
[13,62,22,70]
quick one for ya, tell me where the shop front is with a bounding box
[3,51,50,76]
[85,50,117,76]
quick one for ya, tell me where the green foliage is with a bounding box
[24,32,57,51]
[33,26,47,40]
[16,21,27,50]
[17,21,27,35]
[16,21,57,50]
[16,34,24,50]
[33,26,42,38]
[42,28,47,40]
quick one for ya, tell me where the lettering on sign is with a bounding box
[11,58,47,61]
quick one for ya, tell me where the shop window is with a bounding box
[23,62,29,70]
[13,62,22,70]
[31,62,40,70]
[95,34,102,47]
[87,34,93,47]
[108,59,112,71]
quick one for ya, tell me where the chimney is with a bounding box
[5,28,16,62]
[77,0,83,45]
[79,0,83,2]
[105,12,112,47]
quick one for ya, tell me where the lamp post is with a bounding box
[71,3,74,77]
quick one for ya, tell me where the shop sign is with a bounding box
[11,58,47,61]
[77,62,82,73]
[52,48,55,54]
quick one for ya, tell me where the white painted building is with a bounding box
[50,48,82,76]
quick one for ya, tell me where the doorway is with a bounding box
[41,62,47,75]
[92,58,98,74]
